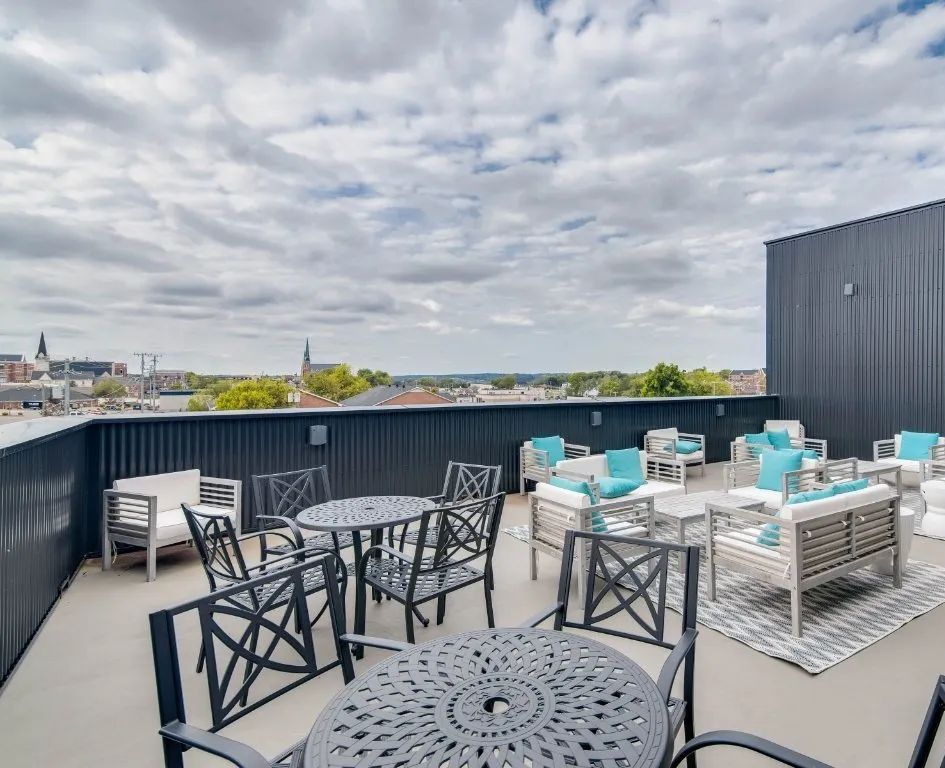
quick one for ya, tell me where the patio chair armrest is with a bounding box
[340,633,411,652]
[425,493,446,504]
[255,514,305,548]
[670,730,833,768]
[657,628,698,701]
[242,548,310,571]
[237,526,300,554]
[707,502,776,526]
[520,602,564,628]
[159,722,270,768]
[361,544,412,564]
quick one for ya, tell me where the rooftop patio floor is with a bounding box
[1,463,942,767]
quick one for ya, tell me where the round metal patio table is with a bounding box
[304,627,671,768]
[296,495,437,604]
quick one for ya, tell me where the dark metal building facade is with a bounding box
[767,198,945,458]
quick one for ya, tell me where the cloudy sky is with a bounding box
[2,1,945,375]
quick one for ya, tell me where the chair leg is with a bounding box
[487,562,495,591]
[520,471,525,496]
[196,642,205,674]
[102,528,111,571]
[146,540,157,582]
[354,577,367,660]
[412,605,430,627]
[240,624,260,707]
[529,545,538,581]
[791,590,803,637]
[436,594,446,625]
[684,655,697,768]
[404,604,416,644]
[484,579,495,628]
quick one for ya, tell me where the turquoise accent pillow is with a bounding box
[744,432,772,458]
[766,428,792,450]
[756,449,803,492]
[786,487,835,504]
[606,448,646,484]
[590,509,608,533]
[779,448,819,461]
[532,436,566,466]
[598,476,642,498]
[549,475,597,502]
[757,520,781,547]
[898,431,940,461]
[675,439,701,455]
[830,478,869,495]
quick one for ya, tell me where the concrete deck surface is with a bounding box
[1,464,943,767]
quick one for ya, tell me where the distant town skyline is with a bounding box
[4,2,945,372]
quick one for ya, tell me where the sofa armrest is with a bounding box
[103,490,158,540]
[874,438,895,461]
[800,437,827,458]
[723,460,761,490]
[645,456,686,486]
[521,446,553,483]
[923,460,945,482]
[563,442,591,458]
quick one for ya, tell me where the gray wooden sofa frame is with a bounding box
[103,476,242,581]
[519,440,590,494]
[644,431,706,477]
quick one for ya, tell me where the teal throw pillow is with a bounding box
[744,432,772,458]
[549,475,597,502]
[675,439,701,454]
[605,448,646,484]
[830,478,869,495]
[590,509,608,533]
[756,449,804,492]
[757,520,781,547]
[786,487,835,504]
[532,436,566,466]
[897,431,940,461]
[766,428,792,450]
[598,476,642,498]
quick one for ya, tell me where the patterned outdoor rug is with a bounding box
[502,525,945,674]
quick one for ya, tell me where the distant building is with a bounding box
[470,385,546,404]
[300,338,338,379]
[28,332,127,388]
[0,385,94,409]
[0,354,32,384]
[158,390,195,412]
[341,385,454,407]
[727,368,767,395]
[298,390,341,408]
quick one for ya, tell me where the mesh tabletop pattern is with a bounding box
[305,627,669,768]
[296,496,436,532]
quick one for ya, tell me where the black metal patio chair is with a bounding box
[671,674,945,767]
[251,466,362,563]
[525,529,701,768]
[149,556,411,768]
[355,492,505,654]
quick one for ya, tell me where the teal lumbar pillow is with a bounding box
[830,478,869,495]
[605,448,646,484]
[531,435,566,466]
[778,448,820,461]
[598,476,642,498]
[674,439,701,454]
[897,431,940,460]
[549,475,598,502]
[786,487,835,504]
[744,431,772,458]
[757,519,781,547]
[766,428,792,450]
[756,449,803,492]
[590,509,608,532]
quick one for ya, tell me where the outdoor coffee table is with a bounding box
[854,460,903,496]
[296,495,436,602]
[655,490,766,571]
[304,627,671,768]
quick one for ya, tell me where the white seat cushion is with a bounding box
[716,525,786,561]
[156,503,237,542]
[729,486,783,510]
[599,522,648,537]
[630,481,685,500]
[877,457,923,474]
[679,451,704,463]
[114,469,201,515]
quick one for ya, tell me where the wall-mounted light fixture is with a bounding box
[716,403,725,417]
[308,425,328,446]
[590,411,602,427]
[843,283,856,296]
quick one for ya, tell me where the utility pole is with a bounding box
[133,353,148,411]
[149,353,162,410]
[63,358,71,415]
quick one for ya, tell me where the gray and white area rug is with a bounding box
[503,524,945,674]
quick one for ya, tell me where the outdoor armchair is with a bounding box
[519,437,589,493]
[730,420,827,463]
[102,468,241,581]
[875,432,945,486]
[645,427,706,477]
[721,455,851,511]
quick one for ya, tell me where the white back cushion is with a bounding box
[114,469,201,513]
[766,420,803,438]
[555,454,608,478]
[783,484,892,521]
[533,482,591,508]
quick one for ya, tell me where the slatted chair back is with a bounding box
[251,466,331,528]
[412,493,505,579]
[557,530,699,650]
[183,503,253,591]
[150,557,351,748]
[440,462,502,504]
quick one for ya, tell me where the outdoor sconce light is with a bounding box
[308,425,328,446]
[590,411,602,427]
[716,403,725,417]
[843,283,856,296]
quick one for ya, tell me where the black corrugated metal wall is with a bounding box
[767,200,945,458]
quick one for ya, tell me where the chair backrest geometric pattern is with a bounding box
[414,493,505,576]
[150,558,351,738]
[183,503,252,591]
[557,531,700,651]
[440,462,502,504]
[909,674,945,768]
[251,466,332,528]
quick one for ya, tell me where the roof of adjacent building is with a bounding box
[0,354,25,362]
[340,385,453,407]
[0,386,94,402]
[728,368,766,376]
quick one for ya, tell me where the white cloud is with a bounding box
[2,0,945,373]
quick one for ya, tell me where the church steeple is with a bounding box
[301,338,311,378]
[36,331,48,359]
[34,331,50,373]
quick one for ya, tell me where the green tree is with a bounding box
[303,364,370,402]
[358,368,393,386]
[204,379,235,398]
[598,374,623,397]
[491,374,517,389]
[417,376,438,390]
[92,379,128,399]
[639,363,690,398]
[214,378,292,410]
[685,368,734,396]
[186,393,213,411]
